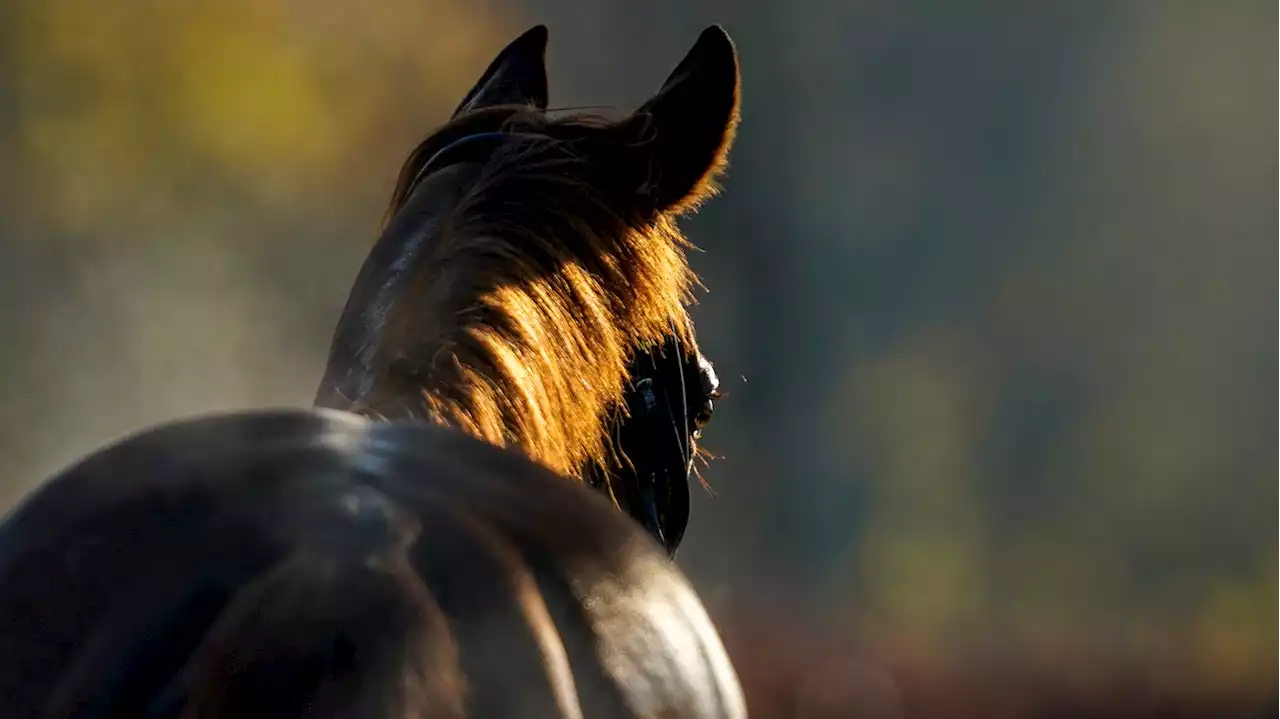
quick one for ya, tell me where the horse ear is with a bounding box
[629,25,741,214]
[453,25,549,116]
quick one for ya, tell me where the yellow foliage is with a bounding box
[7,0,511,237]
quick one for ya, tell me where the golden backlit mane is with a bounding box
[365,106,705,480]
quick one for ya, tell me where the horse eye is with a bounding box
[692,398,715,431]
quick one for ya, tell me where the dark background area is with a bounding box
[0,1,1274,716]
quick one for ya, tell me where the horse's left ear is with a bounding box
[453,25,550,116]
[629,25,741,214]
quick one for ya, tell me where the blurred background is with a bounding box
[0,1,1273,716]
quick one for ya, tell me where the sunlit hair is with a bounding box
[362,103,731,480]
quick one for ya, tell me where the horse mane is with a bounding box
[364,105,712,480]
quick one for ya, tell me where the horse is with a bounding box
[313,24,731,557]
[0,24,746,719]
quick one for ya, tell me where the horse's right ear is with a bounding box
[453,26,549,116]
[627,25,741,215]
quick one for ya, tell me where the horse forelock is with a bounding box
[365,106,698,482]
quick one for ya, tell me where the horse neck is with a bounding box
[323,159,696,479]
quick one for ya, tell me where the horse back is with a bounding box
[0,410,744,719]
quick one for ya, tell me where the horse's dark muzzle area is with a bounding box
[610,364,696,558]
[636,469,691,558]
